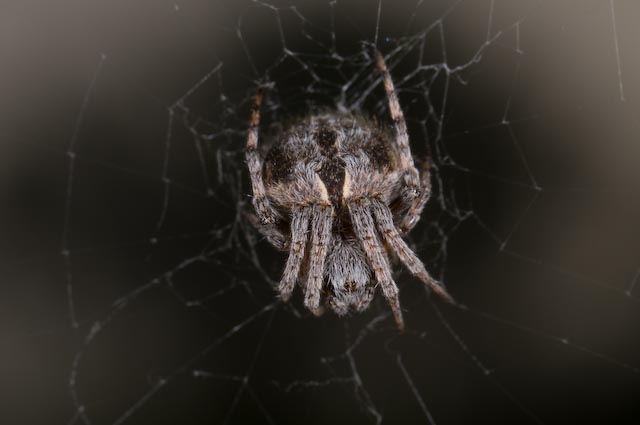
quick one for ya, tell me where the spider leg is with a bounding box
[245,88,278,225]
[244,212,288,251]
[304,204,334,315]
[349,198,405,330]
[370,198,454,304]
[279,206,312,301]
[375,50,420,204]
[399,159,432,235]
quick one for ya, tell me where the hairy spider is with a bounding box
[245,51,454,329]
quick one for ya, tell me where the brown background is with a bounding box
[2,1,640,424]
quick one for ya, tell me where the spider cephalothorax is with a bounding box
[245,51,454,329]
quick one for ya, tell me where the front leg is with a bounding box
[279,206,312,301]
[348,198,405,330]
[371,199,453,304]
[303,204,334,315]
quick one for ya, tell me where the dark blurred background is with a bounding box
[2,1,640,424]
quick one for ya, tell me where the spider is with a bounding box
[245,51,454,329]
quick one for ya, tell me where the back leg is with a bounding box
[371,198,454,304]
[375,50,420,204]
[245,88,278,225]
[349,198,404,330]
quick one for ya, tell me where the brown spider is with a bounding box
[245,51,454,329]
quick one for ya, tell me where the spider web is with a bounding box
[4,0,640,424]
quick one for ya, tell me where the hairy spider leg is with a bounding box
[245,88,289,249]
[279,206,312,300]
[245,88,279,225]
[349,198,405,330]
[375,50,420,205]
[370,198,454,304]
[304,204,334,315]
[244,212,288,250]
[399,159,432,235]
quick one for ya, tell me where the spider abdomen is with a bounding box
[263,113,402,212]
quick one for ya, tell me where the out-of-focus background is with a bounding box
[2,1,640,424]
